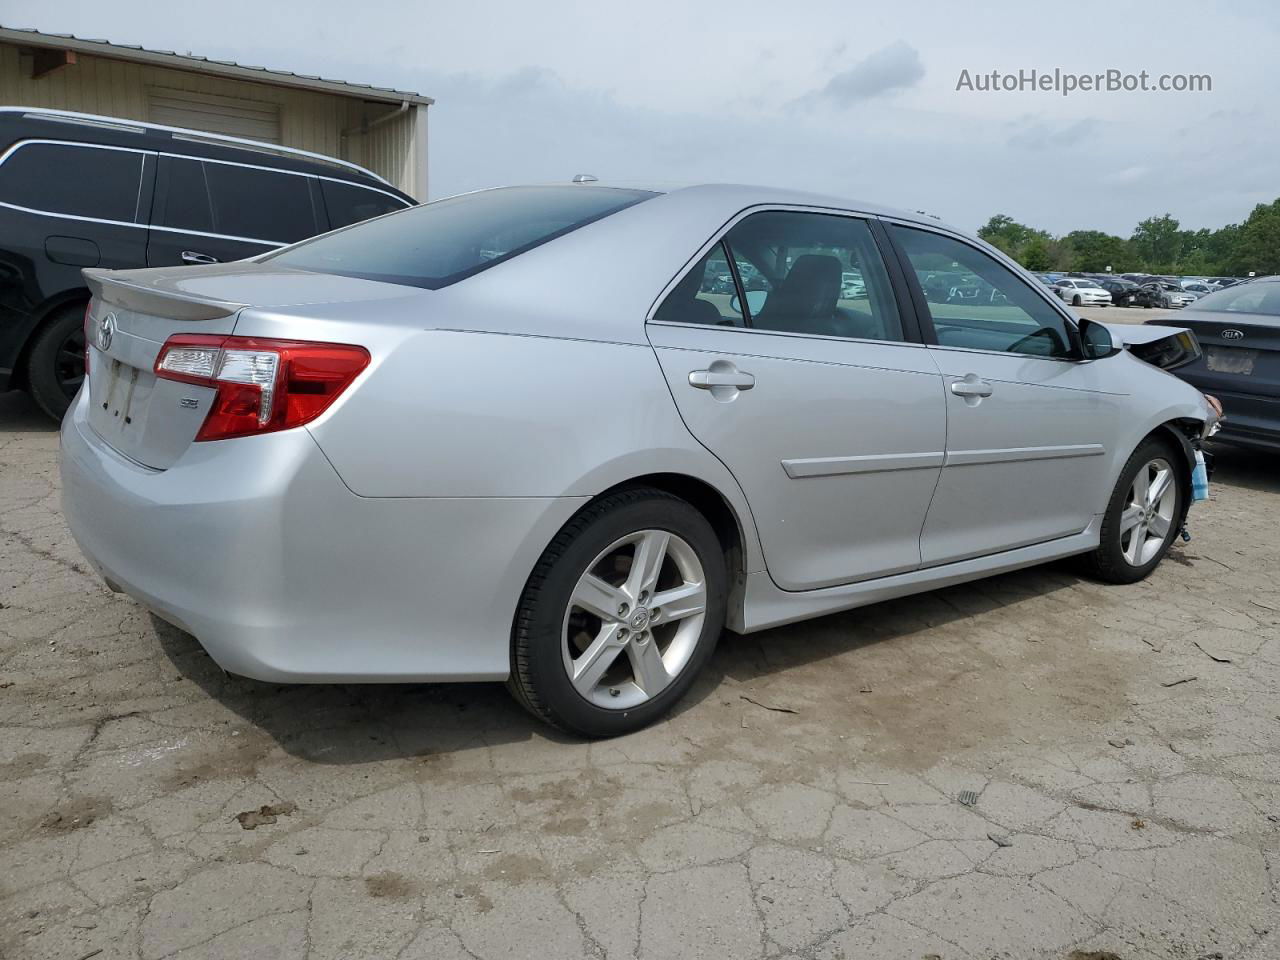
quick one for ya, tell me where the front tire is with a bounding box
[26,303,86,421]
[509,488,727,737]
[1072,295,1082,306]
[1085,438,1184,584]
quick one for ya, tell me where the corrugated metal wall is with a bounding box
[0,43,423,195]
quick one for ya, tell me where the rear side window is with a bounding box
[157,157,214,233]
[0,141,143,222]
[203,163,318,243]
[321,179,409,229]
[267,185,656,289]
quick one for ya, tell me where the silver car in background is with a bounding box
[61,183,1214,737]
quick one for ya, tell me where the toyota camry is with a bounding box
[61,182,1218,737]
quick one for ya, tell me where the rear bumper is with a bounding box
[60,392,587,682]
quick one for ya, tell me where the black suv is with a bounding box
[0,107,415,419]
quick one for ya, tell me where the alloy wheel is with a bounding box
[57,327,86,399]
[1119,457,1176,566]
[561,529,707,709]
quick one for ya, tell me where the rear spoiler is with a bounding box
[83,268,247,322]
[1098,321,1201,371]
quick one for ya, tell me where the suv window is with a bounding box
[0,142,143,222]
[652,242,744,327]
[718,211,903,341]
[267,185,655,289]
[157,158,317,242]
[204,163,317,243]
[321,179,409,229]
[892,226,1075,359]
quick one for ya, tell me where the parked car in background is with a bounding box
[1096,277,1141,306]
[0,107,415,420]
[1053,278,1112,306]
[1181,280,1219,296]
[1148,277,1279,451]
[61,182,1215,737]
[1136,280,1196,309]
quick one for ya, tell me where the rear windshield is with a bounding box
[266,185,656,289]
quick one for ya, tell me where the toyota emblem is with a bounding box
[97,312,117,351]
[1220,328,1245,341]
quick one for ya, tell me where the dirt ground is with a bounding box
[1,384,1277,960]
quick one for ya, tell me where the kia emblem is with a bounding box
[1220,328,1245,341]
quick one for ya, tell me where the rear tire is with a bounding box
[508,488,727,738]
[1085,437,1184,584]
[26,303,86,421]
[1072,295,1082,306]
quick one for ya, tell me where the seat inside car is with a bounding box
[754,254,843,333]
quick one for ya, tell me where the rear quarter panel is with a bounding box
[304,327,767,573]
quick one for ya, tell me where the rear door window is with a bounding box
[202,162,319,243]
[267,185,655,289]
[155,156,214,233]
[320,179,410,229]
[0,141,145,222]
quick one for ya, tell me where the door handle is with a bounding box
[950,377,993,398]
[180,250,219,265]
[689,369,755,390]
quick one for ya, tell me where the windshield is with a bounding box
[267,185,657,289]
[1186,280,1280,314]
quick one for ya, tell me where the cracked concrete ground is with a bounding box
[1,389,1277,960]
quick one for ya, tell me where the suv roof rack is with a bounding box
[2,106,393,186]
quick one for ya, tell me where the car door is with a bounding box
[886,223,1125,566]
[147,155,322,266]
[647,210,947,591]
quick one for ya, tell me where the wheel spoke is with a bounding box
[651,581,705,623]
[1123,525,1144,565]
[570,623,626,695]
[1147,467,1173,508]
[1119,505,1144,534]
[570,573,626,622]
[627,637,671,696]
[1130,465,1150,508]
[627,530,670,598]
[1148,513,1171,540]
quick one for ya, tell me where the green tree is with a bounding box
[1064,230,1130,272]
[1020,236,1052,271]
[1130,215,1183,272]
[1231,200,1280,276]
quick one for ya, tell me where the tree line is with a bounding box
[976,198,1280,277]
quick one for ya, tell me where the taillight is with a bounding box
[154,335,369,441]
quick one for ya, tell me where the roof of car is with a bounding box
[527,181,961,233]
[0,107,404,193]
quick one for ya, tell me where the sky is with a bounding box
[5,0,1278,235]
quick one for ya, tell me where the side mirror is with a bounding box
[1078,318,1120,360]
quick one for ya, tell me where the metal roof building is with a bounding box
[0,26,431,197]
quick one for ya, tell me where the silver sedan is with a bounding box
[61,183,1215,737]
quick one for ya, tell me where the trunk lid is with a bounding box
[82,262,410,469]
[1168,311,1280,400]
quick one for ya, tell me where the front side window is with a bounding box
[0,142,143,222]
[892,226,1075,359]
[321,179,410,230]
[268,185,655,289]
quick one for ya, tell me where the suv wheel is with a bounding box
[509,488,727,737]
[1086,437,1184,584]
[26,303,86,421]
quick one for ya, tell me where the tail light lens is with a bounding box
[83,300,94,375]
[154,335,369,441]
